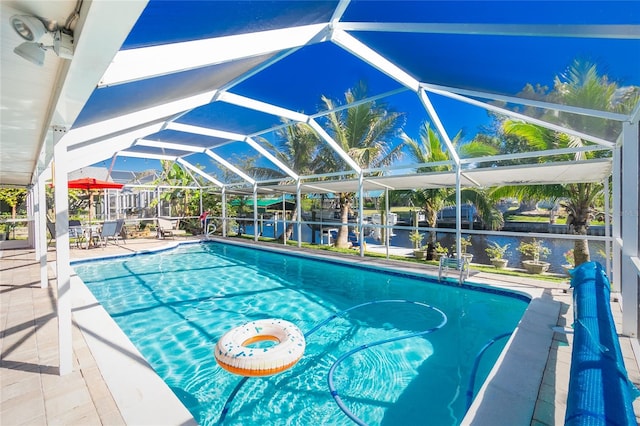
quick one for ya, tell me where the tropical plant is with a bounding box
[151,160,198,217]
[517,239,551,263]
[459,235,473,254]
[320,81,405,248]
[0,187,27,239]
[249,121,323,241]
[563,249,575,267]
[485,242,510,260]
[401,123,453,258]
[495,59,639,266]
[274,122,322,241]
[434,241,449,255]
[0,187,27,219]
[409,230,424,250]
[402,122,504,259]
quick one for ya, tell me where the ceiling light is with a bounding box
[9,14,74,66]
[10,15,48,42]
[13,42,46,66]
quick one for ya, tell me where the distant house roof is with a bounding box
[230,198,296,211]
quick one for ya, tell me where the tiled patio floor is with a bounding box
[1,247,125,425]
[1,238,639,425]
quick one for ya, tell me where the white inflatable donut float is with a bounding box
[215,318,306,377]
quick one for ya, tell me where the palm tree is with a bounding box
[402,122,501,259]
[251,120,323,241]
[401,123,453,258]
[320,81,405,248]
[153,160,197,217]
[496,59,639,266]
[496,123,604,265]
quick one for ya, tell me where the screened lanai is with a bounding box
[1,1,639,406]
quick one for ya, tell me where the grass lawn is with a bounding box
[237,234,568,284]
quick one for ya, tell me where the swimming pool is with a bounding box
[73,241,529,425]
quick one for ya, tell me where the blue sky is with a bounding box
[86,1,639,178]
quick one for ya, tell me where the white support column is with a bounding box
[37,172,48,288]
[104,189,110,220]
[53,127,73,375]
[455,166,462,260]
[296,179,302,248]
[115,190,120,219]
[385,188,390,259]
[621,120,639,338]
[156,187,161,217]
[604,176,611,278]
[282,193,287,245]
[358,172,364,257]
[253,184,258,242]
[612,144,622,292]
[222,187,227,238]
[27,188,35,250]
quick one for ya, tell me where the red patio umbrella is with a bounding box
[67,177,124,223]
[66,177,125,191]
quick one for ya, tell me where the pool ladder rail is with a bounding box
[438,256,471,284]
[203,218,217,240]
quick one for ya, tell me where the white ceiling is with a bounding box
[0,1,75,185]
[0,0,146,186]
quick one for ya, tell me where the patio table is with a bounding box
[79,224,101,249]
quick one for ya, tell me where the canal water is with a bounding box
[239,220,606,275]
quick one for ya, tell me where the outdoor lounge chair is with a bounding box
[157,217,187,239]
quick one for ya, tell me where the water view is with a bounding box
[237,219,606,275]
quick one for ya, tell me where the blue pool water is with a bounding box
[73,242,528,425]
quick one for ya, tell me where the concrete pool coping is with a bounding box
[69,237,561,425]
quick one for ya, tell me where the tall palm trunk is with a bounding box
[571,217,591,265]
[277,206,298,242]
[335,193,352,248]
[570,210,591,266]
[424,209,438,260]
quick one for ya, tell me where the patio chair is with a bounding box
[45,219,85,248]
[94,220,126,247]
[46,219,56,246]
[68,220,85,248]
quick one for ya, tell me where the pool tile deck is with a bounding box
[2,237,639,425]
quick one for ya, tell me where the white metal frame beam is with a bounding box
[62,90,217,148]
[336,22,640,39]
[422,84,616,147]
[422,82,630,123]
[307,119,362,173]
[176,158,224,187]
[163,122,300,179]
[99,23,329,86]
[204,149,255,184]
[331,29,420,92]
[66,123,165,169]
